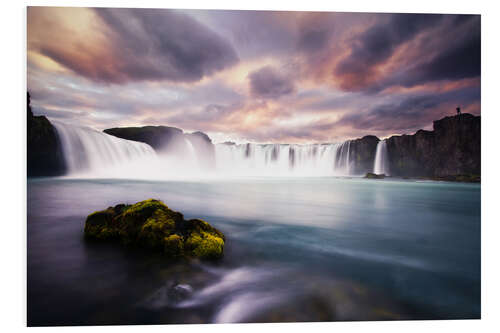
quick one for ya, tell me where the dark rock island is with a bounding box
[84,199,225,260]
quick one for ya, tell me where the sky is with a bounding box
[27,7,480,143]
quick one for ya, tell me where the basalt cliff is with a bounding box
[385,113,480,177]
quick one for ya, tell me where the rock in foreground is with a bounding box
[84,199,225,260]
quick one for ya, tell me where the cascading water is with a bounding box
[51,120,360,178]
[373,139,389,175]
[214,142,353,177]
[52,121,157,177]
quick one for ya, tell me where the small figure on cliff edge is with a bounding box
[456,106,461,116]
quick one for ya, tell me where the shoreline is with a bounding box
[364,172,480,183]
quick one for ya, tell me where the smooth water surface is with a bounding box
[27,177,480,325]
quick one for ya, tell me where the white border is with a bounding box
[2,0,499,332]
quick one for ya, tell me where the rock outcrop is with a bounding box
[385,113,480,177]
[104,126,215,169]
[364,172,385,179]
[348,135,380,175]
[103,126,184,151]
[27,92,66,177]
[84,199,225,260]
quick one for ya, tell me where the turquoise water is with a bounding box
[27,177,480,325]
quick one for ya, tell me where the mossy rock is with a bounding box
[84,199,225,260]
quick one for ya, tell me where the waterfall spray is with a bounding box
[373,139,389,175]
[52,121,156,176]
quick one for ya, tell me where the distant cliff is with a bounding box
[349,135,380,175]
[27,93,66,177]
[385,113,480,177]
[104,126,215,169]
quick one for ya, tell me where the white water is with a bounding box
[214,141,353,177]
[373,139,389,175]
[52,121,157,177]
[52,122,363,178]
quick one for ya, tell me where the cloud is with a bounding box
[332,14,480,93]
[393,16,481,88]
[336,85,480,133]
[334,14,444,91]
[29,8,239,84]
[248,66,295,99]
[296,13,336,54]
[27,9,481,144]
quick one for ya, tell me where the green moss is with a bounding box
[185,230,224,260]
[137,210,176,249]
[164,234,184,257]
[84,199,225,260]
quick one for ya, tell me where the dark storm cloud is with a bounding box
[394,16,481,88]
[334,14,444,90]
[248,66,295,99]
[334,14,480,92]
[36,8,239,84]
[336,85,480,132]
[296,13,336,54]
[297,29,331,53]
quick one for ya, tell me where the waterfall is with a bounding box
[373,139,389,175]
[214,142,353,177]
[51,120,360,179]
[52,121,157,177]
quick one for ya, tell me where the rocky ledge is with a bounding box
[364,172,386,179]
[84,199,225,260]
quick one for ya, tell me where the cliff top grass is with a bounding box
[84,199,225,260]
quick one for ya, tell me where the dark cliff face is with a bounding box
[349,135,380,175]
[27,93,66,177]
[386,114,480,177]
[104,126,215,169]
[433,114,480,176]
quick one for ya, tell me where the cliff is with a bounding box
[349,135,380,175]
[27,93,66,177]
[104,126,215,169]
[385,113,480,177]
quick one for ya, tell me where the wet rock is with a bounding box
[168,284,194,303]
[84,199,225,260]
[364,172,385,179]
